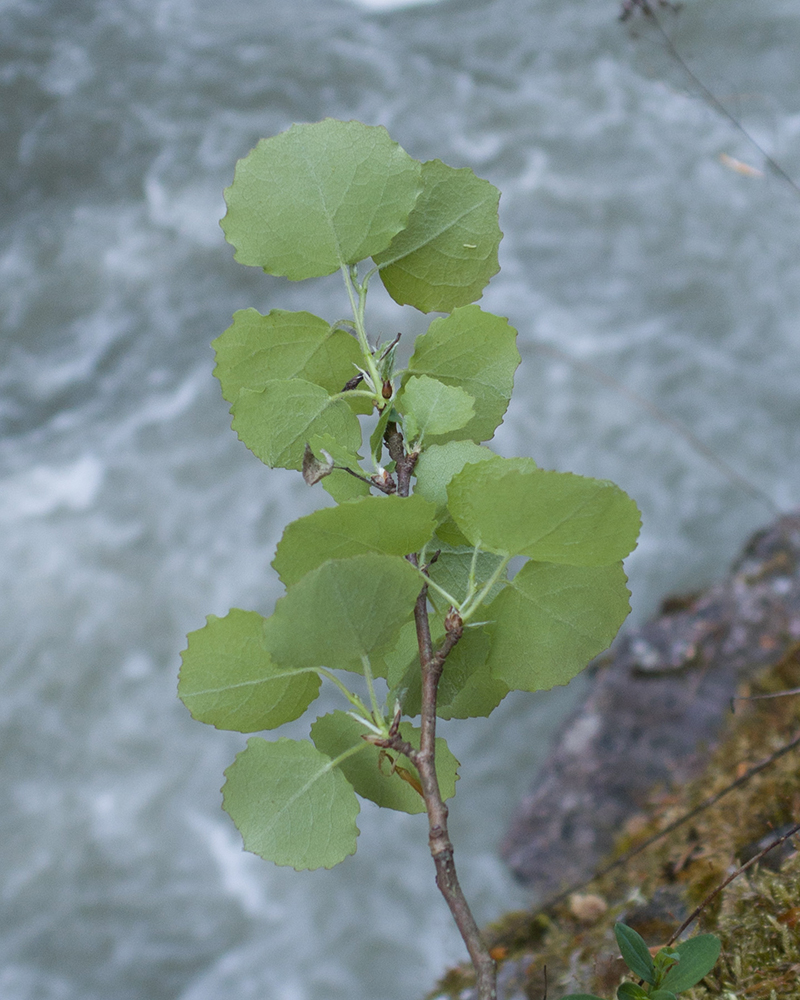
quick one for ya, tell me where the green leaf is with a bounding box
[436,456,535,547]
[310,711,459,813]
[231,379,361,471]
[447,460,641,564]
[373,159,501,313]
[649,992,677,1000]
[322,470,371,503]
[434,514,474,547]
[370,404,397,466]
[660,936,721,993]
[652,947,680,981]
[264,553,423,675]
[559,995,607,1000]
[615,924,656,985]
[222,737,359,869]
[212,309,363,405]
[413,440,498,517]
[272,494,436,587]
[307,433,371,503]
[405,306,520,443]
[437,626,508,719]
[221,119,422,280]
[396,375,475,445]
[617,984,650,1000]
[179,609,321,732]
[383,619,422,705]
[484,561,631,692]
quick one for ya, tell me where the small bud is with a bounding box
[371,468,396,494]
[444,607,463,638]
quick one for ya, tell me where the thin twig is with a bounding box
[666,821,800,945]
[527,729,800,918]
[640,3,800,200]
[416,601,497,998]
[391,422,497,1000]
[731,686,800,707]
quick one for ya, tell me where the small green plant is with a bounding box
[561,922,721,1000]
[178,118,642,999]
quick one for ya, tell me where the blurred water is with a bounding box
[2,0,799,998]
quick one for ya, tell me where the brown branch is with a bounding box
[363,731,417,763]
[385,421,417,497]
[415,600,496,999]
[390,420,497,998]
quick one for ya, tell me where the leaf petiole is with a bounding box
[361,655,388,735]
[315,667,373,720]
[327,737,374,770]
[340,264,382,395]
[329,388,380,403]
[460,553,511,622]
[412,564,461,611]
[459,542,483,606]
[345,710,384,735]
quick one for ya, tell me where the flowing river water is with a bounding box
[2,0,800,998]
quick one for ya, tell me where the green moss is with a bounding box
[429,647,800,999]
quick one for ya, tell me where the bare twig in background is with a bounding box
[666,821,800,944]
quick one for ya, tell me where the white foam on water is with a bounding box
[345,0,441,9]
[0,455,104,521]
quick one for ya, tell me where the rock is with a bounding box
[501,513,800,896]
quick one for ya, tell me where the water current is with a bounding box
[2,0,800,997]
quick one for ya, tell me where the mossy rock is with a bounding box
[429,645,800,1000]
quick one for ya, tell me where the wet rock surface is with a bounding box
[501,512,800,896]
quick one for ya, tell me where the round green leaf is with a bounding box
[413,440,498,517]
[310,711,459,813]
[221,119,422,279]
[230,379,362,471]
[273,494,436,587]
[222,737,360,870]
[447,460,641,565]
[373,159,501,312]
[264,553,423,674]
[396,375,475,445]
[212,309,363,405]
[179,609,321,732]
[405,306,520,443]
[484,561,631,692]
